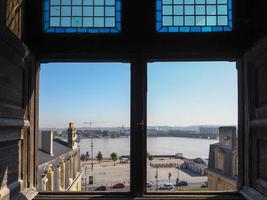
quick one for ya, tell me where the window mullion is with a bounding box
[130,58,147,197]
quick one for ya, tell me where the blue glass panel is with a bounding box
[163,5,173,15]
[184,5,194,15]
[173,0,183,4]
[217,0,227,4]
[44,1,50,10]
[163,0,172,4]
[83,17,93,26]
[83,7,93,16]
[105,17,115,27]
[207,5,216,15]
[62,0,71,5]
[169,27,179,32]
[106,0,115,5]
[43,0,121,33]
[61,6,71,16]
[72,0,83,5]
[61,17,71,26]
[162,16,173,26]
[184,0,194,4]
[180,27,190,32]
[51,0,60,5]
[195,0,205,4]
[191,27,201,32]
[185,16,194,26]
[84,0,93,5]
[94,7,104,16]
[156,0,233,32]
[196,6,205,15]
[195,16,205,26]
[206,0,216,4]
[94,0,104,6]
[218,15,228,25]
[202,26,212,32]
[174,6,183,15]
[174,16,183,26]
[51,6,61,16]
[44,12,50,21]
[50,17,60,26]
[206,16,216,25]
[217,5,227,15]
[105,7,115,16]
[72,6,83,16]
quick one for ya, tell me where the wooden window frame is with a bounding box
[35,58,245,200]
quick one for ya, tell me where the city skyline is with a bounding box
[40,62,237,128]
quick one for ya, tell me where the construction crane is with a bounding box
[83,121,107,171]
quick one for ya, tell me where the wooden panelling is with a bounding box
[256,63,267,107]
[0,20,38,199]
[0,140,19,186]
[242,37,267,199]
[258,140,267,181]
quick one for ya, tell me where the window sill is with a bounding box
[34,191,245,200]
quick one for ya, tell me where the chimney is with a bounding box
[68,122,77,149]
[41,131,54,155]
[219,126,237,148]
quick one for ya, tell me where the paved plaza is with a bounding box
[81,158,207,191]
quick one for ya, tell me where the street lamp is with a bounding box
[155,167,158,191]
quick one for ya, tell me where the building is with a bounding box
[199,127,219,135]
[38,123,83,192]
[181,158,208,176]
[208,127,238,191]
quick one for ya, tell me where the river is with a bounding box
[79,137,218,159]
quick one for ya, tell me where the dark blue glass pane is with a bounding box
[43,0,121,33]
[156,0,233,32]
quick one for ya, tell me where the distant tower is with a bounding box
[122,124,125,134]
[68,122,78,149]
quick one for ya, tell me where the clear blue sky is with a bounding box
[40,61,237,128]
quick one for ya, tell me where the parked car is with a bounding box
[201,181,208,188]
[159,183,174,190]
[175,181,188,186]
[111,182,125,189]
[146,181,153,188]
[95,185,107,191]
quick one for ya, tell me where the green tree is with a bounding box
[110,152,118,165]
[80,154,86,161]
[148,154,154,165]
[96,151,103,163]
[85,151,90,161]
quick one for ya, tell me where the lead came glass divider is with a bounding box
[43,0,121,33]
[156,0,233,32]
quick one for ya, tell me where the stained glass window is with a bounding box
[156,0,232,32]
[43,0,121,33]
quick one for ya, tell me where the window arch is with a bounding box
[47,165,55,191]
[232,150,238,176]
[214,148,224,172]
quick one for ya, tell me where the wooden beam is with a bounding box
[130,57,147,197]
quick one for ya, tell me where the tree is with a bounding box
[110,152,118,165]
[80,154,86,161]
[148,154,154,165]
[96,151,103,163]
[85,151,90,161]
